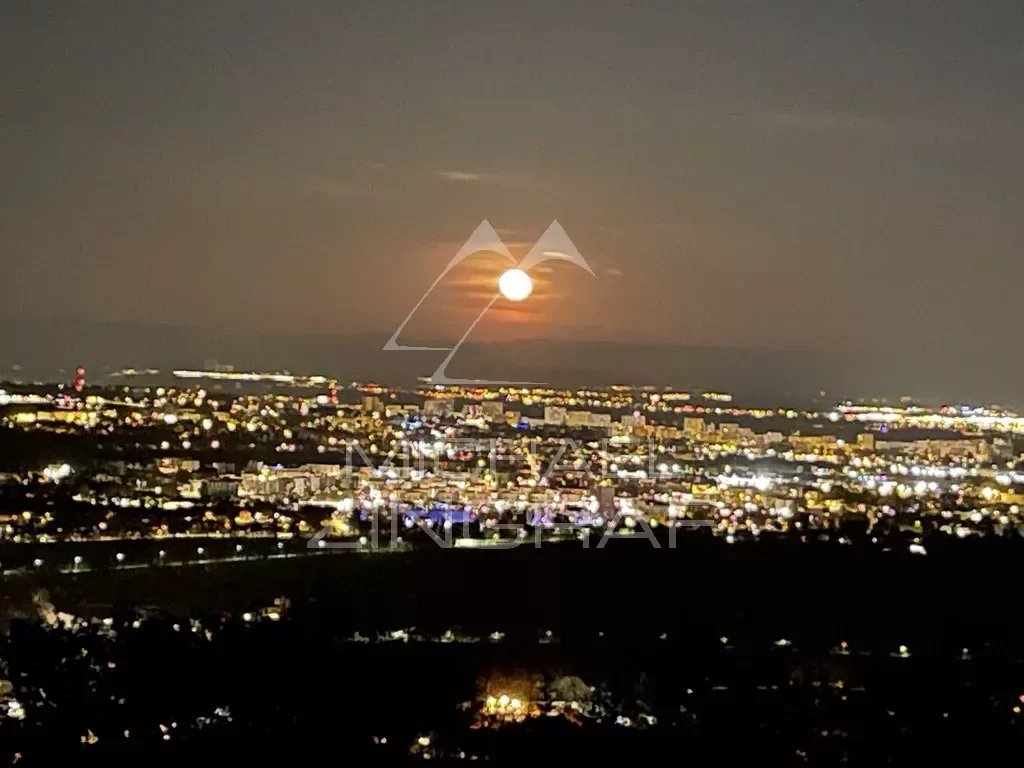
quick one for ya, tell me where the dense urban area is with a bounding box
[2,369,1023,560]
[2,369,1024,764]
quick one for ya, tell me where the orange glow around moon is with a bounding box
[498,268,533,301]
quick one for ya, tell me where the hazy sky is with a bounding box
[2,1,1022,357]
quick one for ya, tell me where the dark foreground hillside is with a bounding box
[2,538,1024,765]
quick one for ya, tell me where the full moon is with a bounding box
[498,268,533,302]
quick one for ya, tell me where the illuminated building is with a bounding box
[565,410,592,428]
[683,417,705,437]
[362,395,384,415]
[544,406,567,426]
[423,398,454,418]
[480,400,505,421]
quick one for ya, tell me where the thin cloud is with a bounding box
[436,170,485,182]
[753,109,895,136]
[751,108,1016,142]
[435,169,544,192]
[306,175,381,199]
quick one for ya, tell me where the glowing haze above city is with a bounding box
[2,1,1023,403]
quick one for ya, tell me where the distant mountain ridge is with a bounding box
[0,316,1020,408]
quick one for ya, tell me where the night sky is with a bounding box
[2,2,1022,397]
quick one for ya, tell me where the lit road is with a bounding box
[0,546,400,578]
